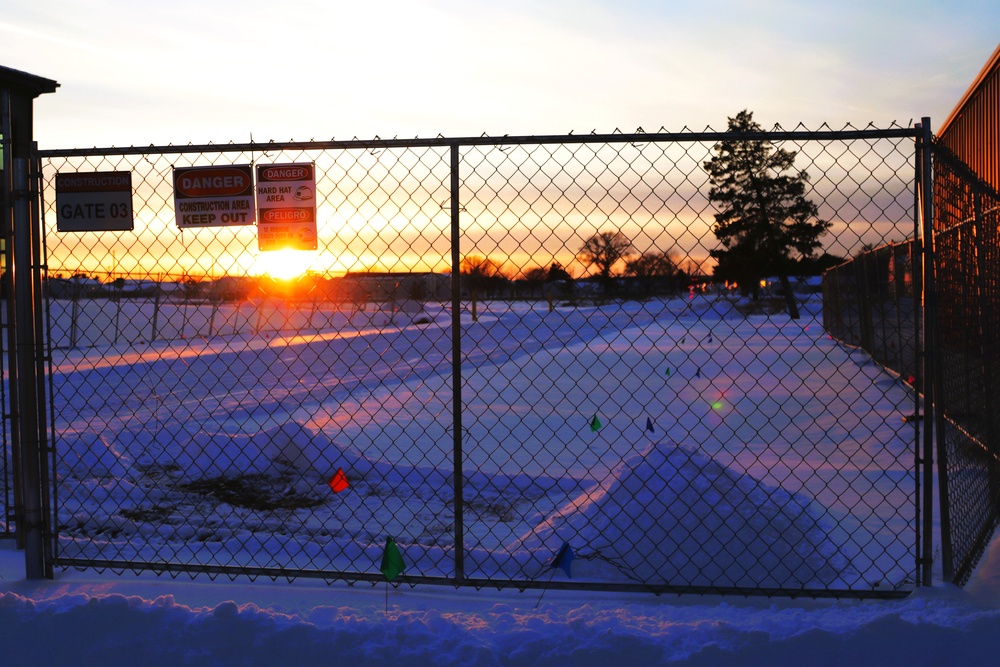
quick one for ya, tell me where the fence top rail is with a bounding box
[37,126,922,158]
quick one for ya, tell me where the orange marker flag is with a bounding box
[328,468,349,493]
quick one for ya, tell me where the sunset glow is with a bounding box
[252,248,315,280]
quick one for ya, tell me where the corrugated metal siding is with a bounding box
[938,44,1000,191]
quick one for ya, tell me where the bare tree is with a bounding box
[626,250,679,295]
[460,254,509,297]
[577,231,634,295]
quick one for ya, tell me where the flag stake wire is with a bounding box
[534,566,559,609]
[535,541,573,608]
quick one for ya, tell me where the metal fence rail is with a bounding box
[33,125,922,597]
[931,143,1000,586]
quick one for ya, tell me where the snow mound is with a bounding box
[524,441,849,589]
[149,422,348,480]
[57,431,136,481]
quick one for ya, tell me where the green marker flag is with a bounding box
[665,367,671,377]
[590,415,602,432]
[380,537,405,582]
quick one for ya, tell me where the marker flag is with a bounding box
[549,541,575,578]
[328,468,349,493]
[380,537,405,582]
[590,415,602,432]
[696,367,701,378]
[646,417,655,433]
[665,367,671,377]
[708,335,713,343]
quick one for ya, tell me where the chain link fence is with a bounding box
[34,125,921,597]
[931,143,1000,586]
[822,241,922,394]
[0,149,12,540]
[1,116,26,544]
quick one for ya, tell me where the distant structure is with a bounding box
[340,271,451,301]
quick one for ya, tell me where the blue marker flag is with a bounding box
[646,417,655,433]
[549,541,575,578]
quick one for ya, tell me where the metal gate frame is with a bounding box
[928,137,1000,586]
[6,124,933,598]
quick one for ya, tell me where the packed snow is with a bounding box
[3,537,1000,665]
[40,291,914,593]
[3,289,996,664]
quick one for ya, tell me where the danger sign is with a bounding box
[256,162,317,251]
[173,165,255,228]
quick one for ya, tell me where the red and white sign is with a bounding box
[55,171,133,232]
[255,162,317,251]
[173,165,255,228]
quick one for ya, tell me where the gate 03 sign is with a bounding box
[55,171,133,232]
[256,163,317,251]
[173,165,255,228]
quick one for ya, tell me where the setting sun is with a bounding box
[253,249,315,279]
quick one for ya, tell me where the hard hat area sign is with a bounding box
[256,163,317,251]
[55,171,134,232]
[173,165,255,228]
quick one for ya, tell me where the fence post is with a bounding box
[450,142,464,584]
[69,289,79,348]
[11,155,48,579]
[919,118,947,585]
[855,254,873,350]
[150,287,161,342]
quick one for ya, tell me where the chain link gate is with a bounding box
[0,117,11,541]
[0,199,13,541]
[930,142,1000,586]
[37,124,922,597]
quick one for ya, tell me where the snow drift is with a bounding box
[524,441,848,588]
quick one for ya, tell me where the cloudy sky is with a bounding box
[3,0,997,149]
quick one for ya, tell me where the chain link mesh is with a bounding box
[1,120,32,545]
[0,141,11,539]
[822,242,922,394]
[930,144,1000,586]
[36,126,920,596]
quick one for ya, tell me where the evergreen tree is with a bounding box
[704,110,830,318]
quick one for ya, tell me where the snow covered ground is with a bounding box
[42,291,915,594]
[3,537,1000,665]
[4,289,994,663]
